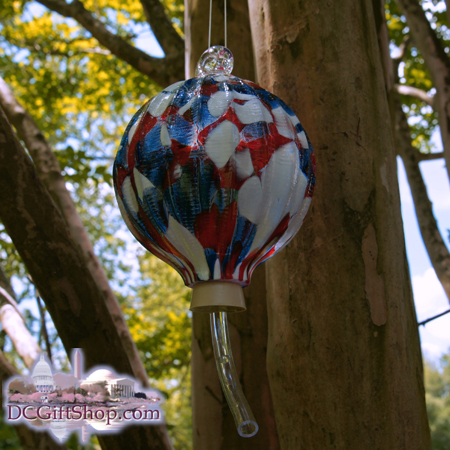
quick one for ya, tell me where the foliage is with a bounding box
[424,355,450,449]
[0,0,160,185]
[126,251,192,449]
[0,410,101,450]
[0,411,21,450]
[385,0,440,152]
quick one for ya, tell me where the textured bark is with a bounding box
[0,76,150,389]
[139,0,184,57]
[0,108,173,450]
[396,0,450,179]
[37,0,183,87]
[187,0,279,448]
[0,351,67,450]
[248,0,430,448]
[395,101,450,302]
[0,265,41,369]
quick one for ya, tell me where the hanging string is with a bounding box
[208,0,212,48]
[207,0,228,48]
[224,0,227,48]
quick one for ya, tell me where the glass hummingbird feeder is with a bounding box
[113,44,315,437]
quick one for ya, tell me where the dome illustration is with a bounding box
[32,354,54,393]
[86,369,117,381]
[32,354,53,378]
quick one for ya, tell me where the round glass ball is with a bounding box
[114,47,315,287]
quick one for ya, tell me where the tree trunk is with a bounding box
[186,0,279,448]
[0,107,173,450]
[248,0,430,448]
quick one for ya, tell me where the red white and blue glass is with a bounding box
[114,46,315,288]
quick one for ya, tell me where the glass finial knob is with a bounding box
[195,45,234,77]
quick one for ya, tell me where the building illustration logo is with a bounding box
[3,349,163,443]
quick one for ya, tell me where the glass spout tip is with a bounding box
[238,420,259,438]
[210,312,259,438]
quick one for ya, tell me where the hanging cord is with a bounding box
[208,0,228,48]
[224,0,227,47]
[208,0,212,48]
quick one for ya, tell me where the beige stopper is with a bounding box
[190,281,246,312]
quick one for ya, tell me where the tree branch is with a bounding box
[27,275,53,362]
[418,308,450,326]
[0,76,151,390]
[417,151,444,161]
[395,84,435,107]
[394,94,450,304]
[139,0,184,57]
[0,265,41,369]
[0,106,173,450]
[0,286,25,321]
[37,0,183,86]
[396,0,450,179]
[36,293,53,362]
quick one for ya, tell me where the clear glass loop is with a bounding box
[210,311,259,438]
[196,46,234,77]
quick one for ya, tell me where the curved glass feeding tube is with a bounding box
[210,312,259,438]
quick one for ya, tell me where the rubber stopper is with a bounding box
[190,281,246,312]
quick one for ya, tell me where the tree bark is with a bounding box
[0,76,151,390]
[0,265,41,369]
[139,0,184,57]
[186,0,279,448]
[248,0,430,448]
[0,350,67,450]
[0,107,173,450]
[396,0,450,179]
